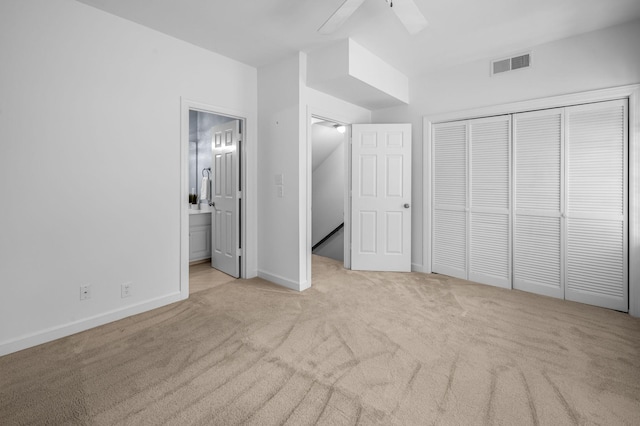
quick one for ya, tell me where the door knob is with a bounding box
[404,203,410,208]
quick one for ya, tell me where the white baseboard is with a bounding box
[0,292,183,357]
[411,263,425,273]
[258,270,303,292]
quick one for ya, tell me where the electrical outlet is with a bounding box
[80,285,91,300]
[121,282,132,298]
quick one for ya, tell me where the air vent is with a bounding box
[491,53,531,75]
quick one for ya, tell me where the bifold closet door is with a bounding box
[513,108,565,299]
[432,116,511,287]
[432,121,467,279]
[564,100,628,311]
[513,100,628,311]
[468,116,511,288]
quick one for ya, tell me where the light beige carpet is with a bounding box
[1,255,639,425]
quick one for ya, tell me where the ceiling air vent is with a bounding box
[491,53,531,75]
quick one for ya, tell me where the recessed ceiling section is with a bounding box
[307,39,409,110]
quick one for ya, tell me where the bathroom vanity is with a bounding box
[189,208,212,262]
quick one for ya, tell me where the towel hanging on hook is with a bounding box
[200,168,211,202]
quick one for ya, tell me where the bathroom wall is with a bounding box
[189,110,198,193]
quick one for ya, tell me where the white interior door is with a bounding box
[351,124,411,272]
[211,120,240,278]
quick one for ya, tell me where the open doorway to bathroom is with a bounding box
[310,117,347,265]
[183,104,245,296]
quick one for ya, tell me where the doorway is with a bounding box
[310,118,347,263]
[181,99,247,298]
[306,115,413,287]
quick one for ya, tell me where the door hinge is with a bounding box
[236,248,242,257]
[237,190,242,199]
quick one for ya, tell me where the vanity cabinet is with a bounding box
[189,212,211,262]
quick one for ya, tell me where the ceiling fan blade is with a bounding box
[391,0,429,35]
[318,0,367,34]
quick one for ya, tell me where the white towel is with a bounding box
[200,176,210,201]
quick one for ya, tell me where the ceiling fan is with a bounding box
[318,0,429,35]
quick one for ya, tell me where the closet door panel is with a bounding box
[470,212,510,287]
[468,116,511,288]
[565,100,628,311]
[432,122,467,279]
[566,219,625,301]
[514,113,563,212]
[433,210,467,277]
[513,109,564,299]
[514,215,562,297]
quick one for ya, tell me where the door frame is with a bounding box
[180,98,249,299]
[424,84,640,316]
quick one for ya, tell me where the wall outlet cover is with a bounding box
[121,282,132,298]
[80,285,91,300]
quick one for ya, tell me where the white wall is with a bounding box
[313,228,345,262]
[307,39,409,109]
[348,39,409,104]
[257,53,372,291]
[306,88,372,125]
[312,141,345,247]
[0,0,257,356]
[189,110,198,192]
[372,18,640,272]
[257,54,304,290]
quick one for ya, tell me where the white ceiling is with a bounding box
[75,0,640,78]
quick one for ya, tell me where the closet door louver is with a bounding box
[432,122,467,279]
[513,108,564,299]
[564,100,628,311]
[468,116,511,288]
